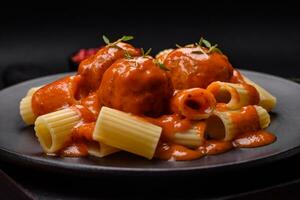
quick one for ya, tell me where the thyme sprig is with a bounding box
[194,37,222,54]
[141,48,152,57]
[102,35,134,48]
[124,51,133,59]
[175,37,223,55]
[175,44,183,48]
[153,60,170,71]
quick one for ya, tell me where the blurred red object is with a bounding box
[69,47,101,71]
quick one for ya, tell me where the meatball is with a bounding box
[77,42,141,97]
[98,56,174,117]
[164,47,234,89]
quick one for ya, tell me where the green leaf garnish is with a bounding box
[124,51,133,59]
[198,37,204,46]
[121,35,134,41]
[208,44,218,53]
[202,38,211,48]
[154,60,170,71]
[211,47,223,54]
[102,35,110,44]
[158,62,170,71]
[141,48,152,57]
[102,35,134,48]
[144,48,152,56]
[194,37,223,54]
[141,48,145,55]
[175,44,183,48]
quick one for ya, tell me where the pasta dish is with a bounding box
[19,36,277,161]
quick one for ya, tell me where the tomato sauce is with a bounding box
[230,69,245,83]
[147,114,193,141]
[233,130,276,148]
[231,106,261,134]
[60,142,89,157]
[242,83,260,105]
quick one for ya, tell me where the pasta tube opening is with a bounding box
[34,108,81,153]
[206,115,226,140]
[206,105,270,141]
[171,88,216,120]
[207,81,259,110]
[20,86,42,125]
[35,121,52,149]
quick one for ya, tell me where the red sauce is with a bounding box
[155,142,205,161]
[242,83,260,105]
[233,130,276,148]
[147,114,193,141]
[72,122,95,142]
[231,106,261,134]
[60,142,88,157]
[155,140,233,161]
[202,140,233,155]
[230,69,245,83]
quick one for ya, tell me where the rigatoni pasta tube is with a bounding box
[206,105,270,141]
[93,106,162,159]
[242,75,276,111]
[87,142,120,158]
[207,81,259,110]
[172,121,206,148]
[26,86,42,96]
[34,108,81,153]
[170,88,216,120]
[20,86,41,125]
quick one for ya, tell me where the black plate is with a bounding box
[0,70,300,176]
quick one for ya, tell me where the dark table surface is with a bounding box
[1,2,300,199]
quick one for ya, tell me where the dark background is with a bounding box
[1,1,300,199]
[0,1,300,89]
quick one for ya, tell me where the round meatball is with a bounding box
[77,42,141,97]
[98,56,174,117]
[164,47,234,89]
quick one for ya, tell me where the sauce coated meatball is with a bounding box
[98,56,173,116]
[77,42,141,96]
[164,47,234,89]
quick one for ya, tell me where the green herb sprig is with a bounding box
[141,48,152,57]
[153,60,170,71]
[124,51,133,59]
[175,44,183,48]
[102,35,134,48]
[194,37,222,54]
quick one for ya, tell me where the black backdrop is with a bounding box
[0,1,299,89]
[1,1,300,199]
